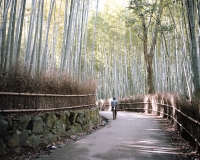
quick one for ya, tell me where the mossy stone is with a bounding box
[26,135,43,147]
[73,123,83,133]
[28,116,44,135]
[44,113,56,129]
[20,129,29,147]
[76,111,85,125]
[0,140,7,155]
[69,111,78,125]
[43,133,58,144]
[64,110,70,117]
[0,120,8,138]
[65,119,71,131]
[13,116,30,131]
[7,133,20,148]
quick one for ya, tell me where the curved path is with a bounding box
[40,111,180,160]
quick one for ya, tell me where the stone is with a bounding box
[76,111,85,125]
[28,116,44,135]
[69,111,78,125]
[12,116,30,131]
[91,108,98,117]
[6,118,12,130]
[44,113,56,129]
[68,123,83,135]
[67,127,75,135]
[57,129,67,137]
[43,133,58,144]
[55,120,67,137]
[16,129,21,135]
[89,111,100,125]
[92,117,101,126]
[7,133,20,148]
[26,135,43,147]
[20,129,29,147]
[52,129,57,134]
[0,108,101,154]
[84,109,90,118]
[55,120,65,130]
[73,123,83,133]
[65,118,71,131]
[90,108,95,114]
[85,109,94,120]
[59,112,67,121]
[84,117,90,125]
[88,109,94,118]
[0,140,7,155]
[102,120,107,126]
[0,120,8,138]
[13,147,21,154]
[89,120,95,127]
[82,120,94,132]
[55,112,62,119]
[64,110,70,117]
[43,124,50,134]
[28,130,31,135]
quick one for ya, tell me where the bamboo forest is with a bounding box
[0,0,200,100]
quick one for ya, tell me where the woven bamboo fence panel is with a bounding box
[0,92,96,112]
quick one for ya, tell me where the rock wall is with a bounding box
[0,107,101,155]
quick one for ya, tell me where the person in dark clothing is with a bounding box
[111,97,118,120]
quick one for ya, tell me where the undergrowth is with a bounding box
[0,63,98,95]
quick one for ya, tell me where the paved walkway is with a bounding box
[40,111,180,160]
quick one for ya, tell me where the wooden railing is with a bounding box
[118,102,200,152]
[0,92,96,113]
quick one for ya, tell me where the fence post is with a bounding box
[179,124,183,135]
[160,104,164,118]
[167,105,170,119]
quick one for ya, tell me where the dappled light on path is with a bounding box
[122,139,180,155]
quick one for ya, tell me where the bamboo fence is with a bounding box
[0,92,96,112]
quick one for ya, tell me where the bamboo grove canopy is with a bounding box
[0,0,200,100]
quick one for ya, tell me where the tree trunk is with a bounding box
[146,56,155,93]
[142,16,155,94]
[141,0,163,94]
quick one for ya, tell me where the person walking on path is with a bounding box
[111,97,118,120]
